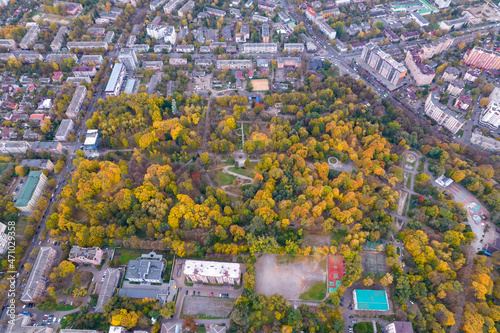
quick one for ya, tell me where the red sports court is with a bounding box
[328,254,345,293]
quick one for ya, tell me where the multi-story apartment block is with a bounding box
[14,171,48,213]
[0,39,16,50]
[30,142,64,154]
[252,13,269,22]
[176,44,195,53]
[434,0,451,9]
[222,26,232,42]
[150,0,167,10]
[262,23,270,43]
[277,57,301,69]
[420,35,454,59]
[384,29,400,42]
[50,26,67,51]
[284,43,305,53]
[54,119,74,141]
[184,260,241,285]
[205,6,226,17]
[401,31,420,42]
[163,0,183,14]
[361,43,407,86]
[464,47,500,70]
[146,25,176,44]
[454,94,472,111]
[118,48,139,71]
[45,53,77,63]
[464,68,480,82]
[142,61,164,71]
[80,54,104,65]
[104,31,114,43]
[447,79,465,96]
[66,85,88,118]
[405,48,435,86]
[480,87,500,129]
[21,247,57,302]
[72,66,97,77]
[0,223,10,254]
[178,0,194,16]
[322,8,339,18]
[441,66,460,82]
[236,24,250,42]
[105,63,126,97]
[196,58,214,67]
[69,246,104,266]
[242,43,278,53]
[216,59,252,70]
[67,41,109,50]
[154,44,173,53]
[169,57,188,66]
[317,20,337,39]
[88,27,106,37]
[424,92,465,134]
[20,159,55,172]
[19,24,40,49]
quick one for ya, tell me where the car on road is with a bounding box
[185,290,188,295]
[193,291,195,295]
[210,292,213,296]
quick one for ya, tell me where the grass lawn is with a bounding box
[332,228,348,245]
[299,281,326,301]
[228,166,256,178]
[354,322,373,333]
[406,174,412,190]
[216,171,236,186]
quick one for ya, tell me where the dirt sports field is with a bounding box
[255,253,326,300]
[182,296,235,318]
[251,79,269,91]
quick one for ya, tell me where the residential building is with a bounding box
[150,0,167,10]
[20,159,54,172]
[175,44,194,53]
[50,26,67,51]
[317,20,337,39]
[464,47,500,70]
[21,247,57,302]
[67,76,91,84]
[84,129,99,150]
[322,8,340,19]
[142,61,163,71]
[66,86,87,118]
[205,7,226,17]
[236,25,250,43]
[69,246,104,266]
[184,260,241,285]
[88,27,106,37]
[118,48,139,71]
[222,26,232,42]
[277,57,301,68]
[131,44,149,53]
[199,46,210,53]
[361,43,407,86]
[13,51,42,63]
[230,8,242,17]
[154,44,173,53]
[104,31,115,43]
[401,31,420,42]
[411,12,429,27]
[464,67,480,82]
[196,58,213,67]
[95,268,121,313]
[45,53,77,63]
[67,41,109,50]
[72,66,97,77]
[0,223,10,254]
[480,88,500,129]
[447,79,465,96]
[125,252,165,284]
[405,48,435,86]
[105,63,126,97]
[386,322,414,333]
[284,43,305,53]
[262,23,270,43]
[434,0,450,8]
[420,35,454,59]
[471,129,500,152]
[439,18,468,30]
[279,11,292,22]
[30,142,64,154]
[454,94,472,111]
[245,0,253,8]
[0,39,16,50]
[163,0,183,14]
[217,59,252,70]
[242,43,278,53]
[14,170,47,213]
[0,141,30,154]
[146,25,176,44]
[252,14,269,22]
[424,92,465,134]
[54,119,74,141]
[258,1,275,11]
[205,28,217,42]
[442,66,460,82]
[169,57,188,66]
[19,24,39,49]
[210,42,227,51]
[178,0,194,16]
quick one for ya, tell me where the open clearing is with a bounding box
[251,79,269,91]
[361,252,388,275]
[255,254,327,300]
[33,13,72,25]
[182,296,235,318]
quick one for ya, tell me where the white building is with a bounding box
[386,321,414,333]
[317,20,337,39]
[480,88,500,129]
[118,48,139,71]
[284,43,305,53]
[54,119,74,141]
[146,25,176,44]
[184,260,241,285]
[105,63,126,97]
[0,223,10,254]
[434,0,451,9]
[425,92,465,134]
[66,86,88,118]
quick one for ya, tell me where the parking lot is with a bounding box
[182,296,236,318]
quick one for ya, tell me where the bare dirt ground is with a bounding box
[182,296,236,318]
[251,79,269,91]
[255,253,327,300]
[33,13,72,25]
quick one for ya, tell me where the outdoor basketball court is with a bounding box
[328,254,345,293]
[361,252,388,275]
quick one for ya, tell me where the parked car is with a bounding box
[210,292,213,297]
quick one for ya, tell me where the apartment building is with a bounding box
[411,12,429,27]
[50,26,67,51]
[454,94,472,111]
[66,85,88,118]
[105,63,126,97]
[154,44,173,53]
[142,61,164,70]
[216,59,252,70]
[222,26,232,41]
[464,67,480,82]
[384,28,400,42]
[104,31,115,44]
[0,39,16,50]
[258,1,276,11]
[252,13,269,22]
[242,43,278,53]
[405,48,435,86]
[236,24,250,42]
[20,159,55,172]
[361,43,407,86]
[424,92,465,134]
[463,47,500,70]
[88,27,106,37]
[205,7,226,17]
[45,53,77,63]
[434,0,451,8]
[72,66,97,77]
[54,119,74,141]
[125,253,165,284]
[80,54,104,65]
[30,142,64,154]
[69,246,104,266]
[19,24,39,49]
[262,23,270,43]
[277,57,301,69]
[118,48,139,71]
[67,41,109,50]
[21,247,57,302]
[176,44,195,53]
[419,35,454,59]
[178,0,194,16]
[317,20,337,39]
[14,171,48,213]
[442,66,460,82]
[146,25,176,44]
[480,87,500,129]
[196,58,213,67]
[0,223,10,254]
[169,57,188,66]
[184,260,241,285]
[322,8,340,18]
[0,141,30,154]
[284,43,305,53]
[401,31,420,42]
[150,0,167,10]
[447,79,465,96]
[386,321,414,333]
[163,0,183,14]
